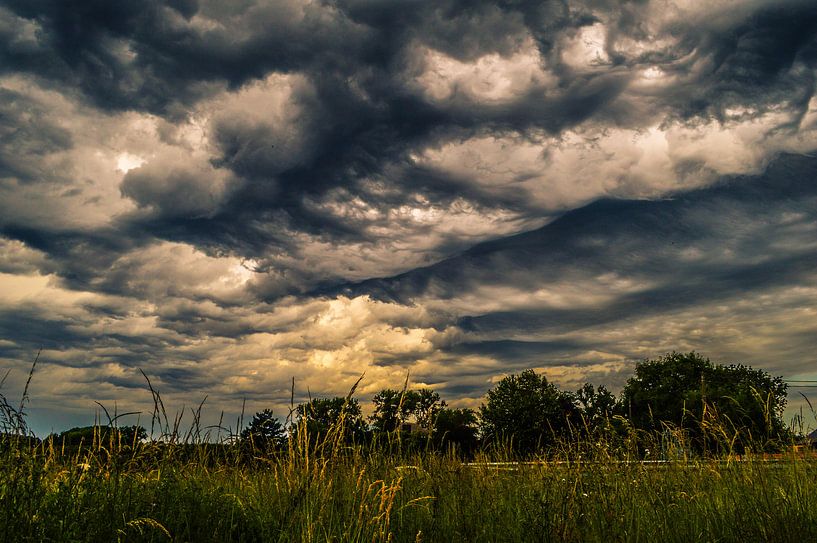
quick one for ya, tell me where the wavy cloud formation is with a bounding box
[0,0,816,433]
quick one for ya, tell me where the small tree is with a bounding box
[57,426,109,448]
[369,388,444,433]
[575,383,617,431]
[412,388,444,429]
[480,369,579,455]
[119,425,148,446]
[296,397,366,444]
[240,409,285,450]
[433,407,479,456]
[370,389,410,433]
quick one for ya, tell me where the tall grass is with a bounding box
[1,372,816,542]
[2,433,816,542]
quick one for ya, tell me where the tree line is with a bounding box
[238,352,789,457]
[47,352,789,457]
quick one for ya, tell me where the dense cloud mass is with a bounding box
[1,0,817,434]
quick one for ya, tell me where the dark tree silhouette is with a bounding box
[54,425,147,448]
[240,409,285,450]
[480,369,580,455]
[119,425,148,446]
[295,397,366,444]
[369,389,410,433]
[369,388,444,432]
[433,407,479,455]
[575,383,617,432]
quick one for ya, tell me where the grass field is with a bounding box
[2,427,817,543]
[2,363,815,542]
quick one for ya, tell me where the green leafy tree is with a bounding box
[621,352,788,452]
[620,352,711,430]
[296,397,366,444]
[240,409,285,450]
[119,425,148,446]
[57,426,103,447]
[480,369,580,455]
[575,383,617,431]
[369,389,411,433]
[433,407,479,455]
[369,388,444,433]
[409,388,444,429]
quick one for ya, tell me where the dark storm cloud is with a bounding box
[0,304,180,363]
[0,0,365,113]
[147,0,817,265]
[1,0,812,121]
[153,301,259,339]
[0,308,88,355]
[0,87,72,182]
[336,152,817,353]
[121,162,229,220]
[653,3,817,122]
[3,0,815,271]
[0,224,144,291]
[450,339,587,363]
[453,245,817,337]
[1,0,814,288]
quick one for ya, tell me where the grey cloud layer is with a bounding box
[335,153,817,367]
[5,0,817,258]
[1,0,817,432]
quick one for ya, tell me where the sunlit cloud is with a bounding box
[414,38,555,103]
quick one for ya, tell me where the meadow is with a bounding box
[1,417,816,543]
[2,356,816,542]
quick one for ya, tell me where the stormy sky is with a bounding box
[2,0,817,435]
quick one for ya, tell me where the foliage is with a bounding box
[574,383,617,432]
[54,425,147,448]
[433,407,479,454]
[240,409,285,450]
[410,388,444,429]
[621,352,788,452]
[295,397,366,444]
[2,422,817,543]
[369,388,444,433]
[55,426,100,447]
[369,389,409,433]
[480,369,580,455]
